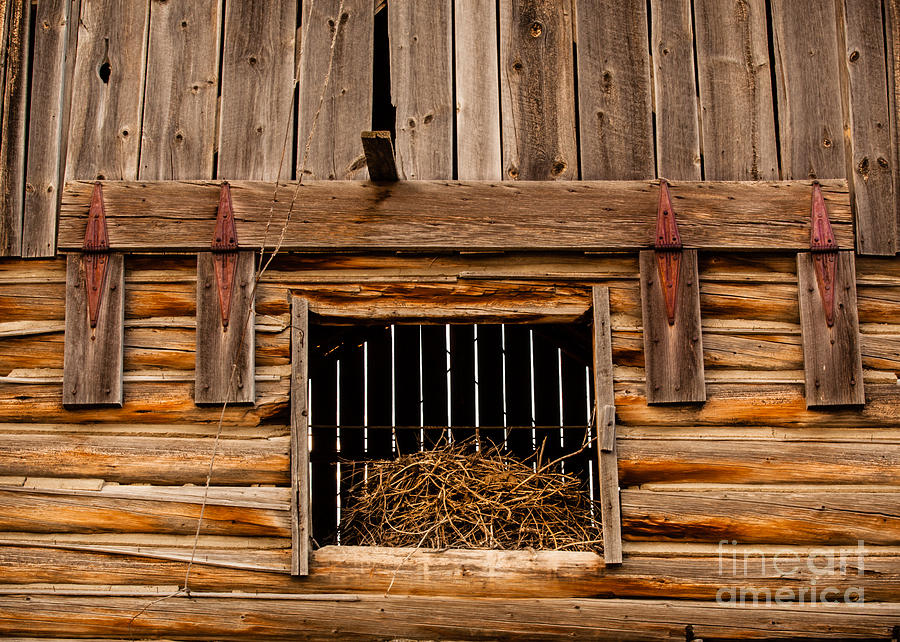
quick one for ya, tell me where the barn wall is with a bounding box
[0,0,899,638]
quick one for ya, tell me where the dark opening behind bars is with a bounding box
[307,322,598,545]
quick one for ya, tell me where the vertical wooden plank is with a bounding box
[770,0,845,181]
[888,0,900,246]
[360,130,399,181]
[0,0,30,256]
[217,0,296,180]
[840,0,897,255]
[693,0,778,180]
[290,296,310,576]
[591,286,621,565]
[23,0,79,257]
[389,0,453,179]
[297,0,372,180]
[65,0,150,181]
[650,0,702,180]
[139,0,221,180]
[639,250,706,404]
[194,252,255,405]
[454,0,501,180]
[797,251,865,407]
[499,0,576,180]
[575,0,654,180]
[63,253,124,406]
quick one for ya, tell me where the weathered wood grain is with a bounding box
[4,543,900,602]
[592,287,621,565]
[575,0,653,179]
[840,0,897,255]
[640,251,705,403]
[797,251,865,407]
[0,487,289,537]
[770,0,846,183]
[693,0,778,180]
[454,0,501,180]
[622,489,900,545]
[618,438,900,486]
[650,0,701,180]
[889,0,900,247]
[298,0,372,180]
[58,179,855,251]
[0,0,30,256]
[63,253,124,406]
[195,251,255,405]
[22,0,78,257]
[1,594,898,640]
[64,0,149,181]
[500,0,576,180]
[389,0,452,179]
[290,296,310,576]
[360,131,398,181]
[0,432,287,485]
[218,0,296,180]
[139,0,220,180]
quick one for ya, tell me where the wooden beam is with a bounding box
[290,296,310,576]
[0,594,897,639]
[58,179,854,251]
[360,131,398,181]
[592,287,621,565]
[797,251,865,407]
[639,250,706,403]
[63,253,124,406]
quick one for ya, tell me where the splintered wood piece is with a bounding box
[640,250,706,404]
[211,183,239,329]
[810,182,838,326]
[291,296,311,576]
[592,286,622,566]
[83,183,110,329]
[63,253,124,407]
[655,178,683,325]
[195,251,255,405]
[797,251,865,407]
[360,131,399,181]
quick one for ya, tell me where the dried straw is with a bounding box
[337,436,602,552]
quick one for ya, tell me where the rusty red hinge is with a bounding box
[82,182,110,328]
[212,182,239,329]
[810,181,838,327]
[654,179,682,325]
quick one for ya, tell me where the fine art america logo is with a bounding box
[715,540,866,606]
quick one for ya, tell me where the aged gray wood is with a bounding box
[575,0,653,180]
[454,0,501,180]
[139,0,220,180]
[770,0,845,182]
[360,131,398,181]
[650,0,701,180]
[218,0,296,180]
[797,251,865,407]
[499,0,576,180]
[840,0,897,255]
[22,0,78,257]
[298,0,372,180]
[592,286,621,566]
[63,253,124,407]
[290,296,310,576]
[639,250,706,403]
[58,179,855,251]
[389,1,453,179]
[195,251,255,405]
[889,0,900,248]
[0,0,30,256]
[64,0,149,181]
[693,0,778,180]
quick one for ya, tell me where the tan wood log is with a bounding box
[0,433,288,485]
[0,487,290,537]
[621,489,900,544]
[0,594,897,639]
[0,543,898,601]
[57,179,854,251]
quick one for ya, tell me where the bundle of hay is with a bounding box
[338,438,602,552]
